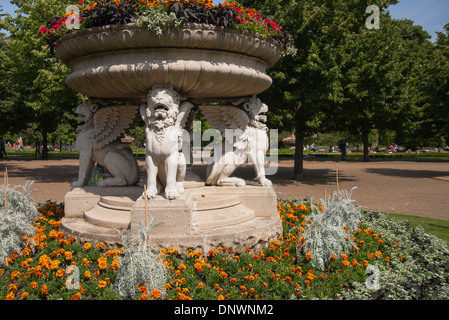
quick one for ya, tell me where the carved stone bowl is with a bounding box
[56,23,282,103]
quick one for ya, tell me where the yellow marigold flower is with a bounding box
[98,256,108,269]
[218,295,225,300]
[82,258,90,266]
[65,251,72,260]
[98,280,107,289]
[96,242,105,250]
[83,242,91,250]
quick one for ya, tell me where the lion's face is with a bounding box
[75,99,106,132]
[245,97,268,124]
[75,100,95,132]
[147,87,180,129]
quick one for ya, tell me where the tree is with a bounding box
[414,24,449,148]
[0,0,82,158]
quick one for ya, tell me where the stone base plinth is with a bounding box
[61,184,282,253]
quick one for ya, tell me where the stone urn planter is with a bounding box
[58,23,283,252]
[56,23,282,103]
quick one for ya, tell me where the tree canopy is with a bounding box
[0,0,82,158]
[241,0,447,178]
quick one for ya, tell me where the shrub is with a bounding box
[114,220,168,300]
[296,188,361,271]
[340,211,449,300]
[0,182,40,265]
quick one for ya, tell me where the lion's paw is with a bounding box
[260,178,272,187]
[143,185,158,199]
[71,180,84,188]
[165,188,180,200]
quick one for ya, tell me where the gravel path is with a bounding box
[1,158,448,220]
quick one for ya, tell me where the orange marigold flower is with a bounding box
[40,284,48,295]
[30,282,38,290]
[98,256,108,269]
[305,253,312,260]
[151,289,162,298]
[98,280,107,289]
[71,292,82,300]
[83,242,91,250]
[342,260,350,267]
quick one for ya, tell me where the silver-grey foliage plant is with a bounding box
[0,181,40,265]
[133,6,184,36]
[296,187,361,271]
[114,219,168,300]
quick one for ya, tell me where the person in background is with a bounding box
[34,137,41,159]
[0,137,7,159]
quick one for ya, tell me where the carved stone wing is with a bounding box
[176,101,194,129]
[199,105,250,148]
[91,105,139,149]
[199,105,249,134]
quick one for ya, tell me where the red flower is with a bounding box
[78,1,84,4]
[39,26,48,34]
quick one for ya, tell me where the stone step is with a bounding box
[98,195,135,211]
[60,217,123,249]
[84,205,131,229]
[192,203,255,230]
[192,194,241,211]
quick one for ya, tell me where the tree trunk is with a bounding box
[42,128,49,160]
[362,119,370,162]
[293,132,304,180]
[293,101,305,180]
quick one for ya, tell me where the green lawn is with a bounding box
[385,212,449,245]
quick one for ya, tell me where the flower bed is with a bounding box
[2,196,448,300]
[39,0,292,54]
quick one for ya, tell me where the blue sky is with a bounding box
[1,0,448,41]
